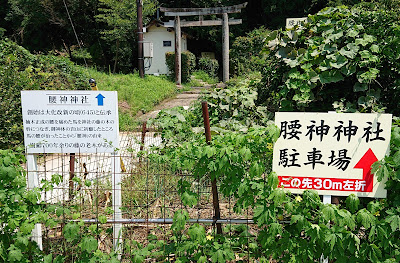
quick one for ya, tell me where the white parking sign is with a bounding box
[273,112,392,198]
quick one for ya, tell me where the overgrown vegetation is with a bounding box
[3,1,400,262]
[258,5,400,115]
[230,26,271,77]
[0,39,88,149]
[0,38,178,147]
[0,148,120,262]
[143,89,400,262]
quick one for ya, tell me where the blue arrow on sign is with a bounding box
[96,94,105,106]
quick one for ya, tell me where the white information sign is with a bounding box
[286,17,308,29]
[273,112,392,198]
[21,90,119,153]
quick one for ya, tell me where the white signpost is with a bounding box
[273,112,392,198]
[21,90,122,252]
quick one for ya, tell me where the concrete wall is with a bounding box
[143,25,187,75]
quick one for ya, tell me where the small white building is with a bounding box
[143,20,188,75]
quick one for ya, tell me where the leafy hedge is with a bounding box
[0,148,44,262]
[165,51,196,83]
[230,27,271,77]
[0,39,88,149]
[198,57,219,78]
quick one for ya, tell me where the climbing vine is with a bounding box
[259,5,400,115]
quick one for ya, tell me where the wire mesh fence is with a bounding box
[25,123,255,261]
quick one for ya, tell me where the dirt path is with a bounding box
[136,86,206,121]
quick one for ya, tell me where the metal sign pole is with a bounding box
[26,154,43,250]
[112,151,122,255]
[320,195,331,263]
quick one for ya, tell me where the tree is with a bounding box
[95,0,157,73]
[5,0,99,54]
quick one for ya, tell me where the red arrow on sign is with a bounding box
[353,148,378,192]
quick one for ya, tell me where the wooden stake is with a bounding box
[202,101,222,235]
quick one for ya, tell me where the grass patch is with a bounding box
[183,70,220,88]
[192,70,219,85]
[87,69,177,130]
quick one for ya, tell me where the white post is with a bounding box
[320,195,331,263]
[26,154,43,250]
[222,12,229,83]
[112,152,122,254]
[322,195,331,204]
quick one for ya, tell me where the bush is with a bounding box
[198,57,219,78]
[165,51,196,83]
[230,26,271,76]
[0,39,89,149]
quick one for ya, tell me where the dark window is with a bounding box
[163,41,172,47]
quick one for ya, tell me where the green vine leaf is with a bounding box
[346,194,360,213]
[319,70,344,84]
[356,209,375,229]
[339,43,359,59]
[354,82,368,92]
[81,236,98,253]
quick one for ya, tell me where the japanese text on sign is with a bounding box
[286,17,308,29]
[21,90,119,153]
[273,112,392,198]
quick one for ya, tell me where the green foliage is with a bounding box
[96,0,157,72]
[230,26,271,76]
[198,75,273,129]
[147,84,400,262]
[0,148,43,262]
[165,51,196,83]
[51,220,119,262]
[190,70,219,85]
[0,38,88,149]
[0,148,119,262]
[260,5,400,115]
[198,57,219,78]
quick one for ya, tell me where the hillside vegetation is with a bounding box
[0,38,177,149]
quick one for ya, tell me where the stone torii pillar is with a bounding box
[222,13,229,82]
[174,16,181,85]
[160,3,247,85]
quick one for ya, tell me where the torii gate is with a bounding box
[160,3,247,85]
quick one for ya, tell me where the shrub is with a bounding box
[165,51,196,83]
[198,57,219,78]
[230,26,271,76]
